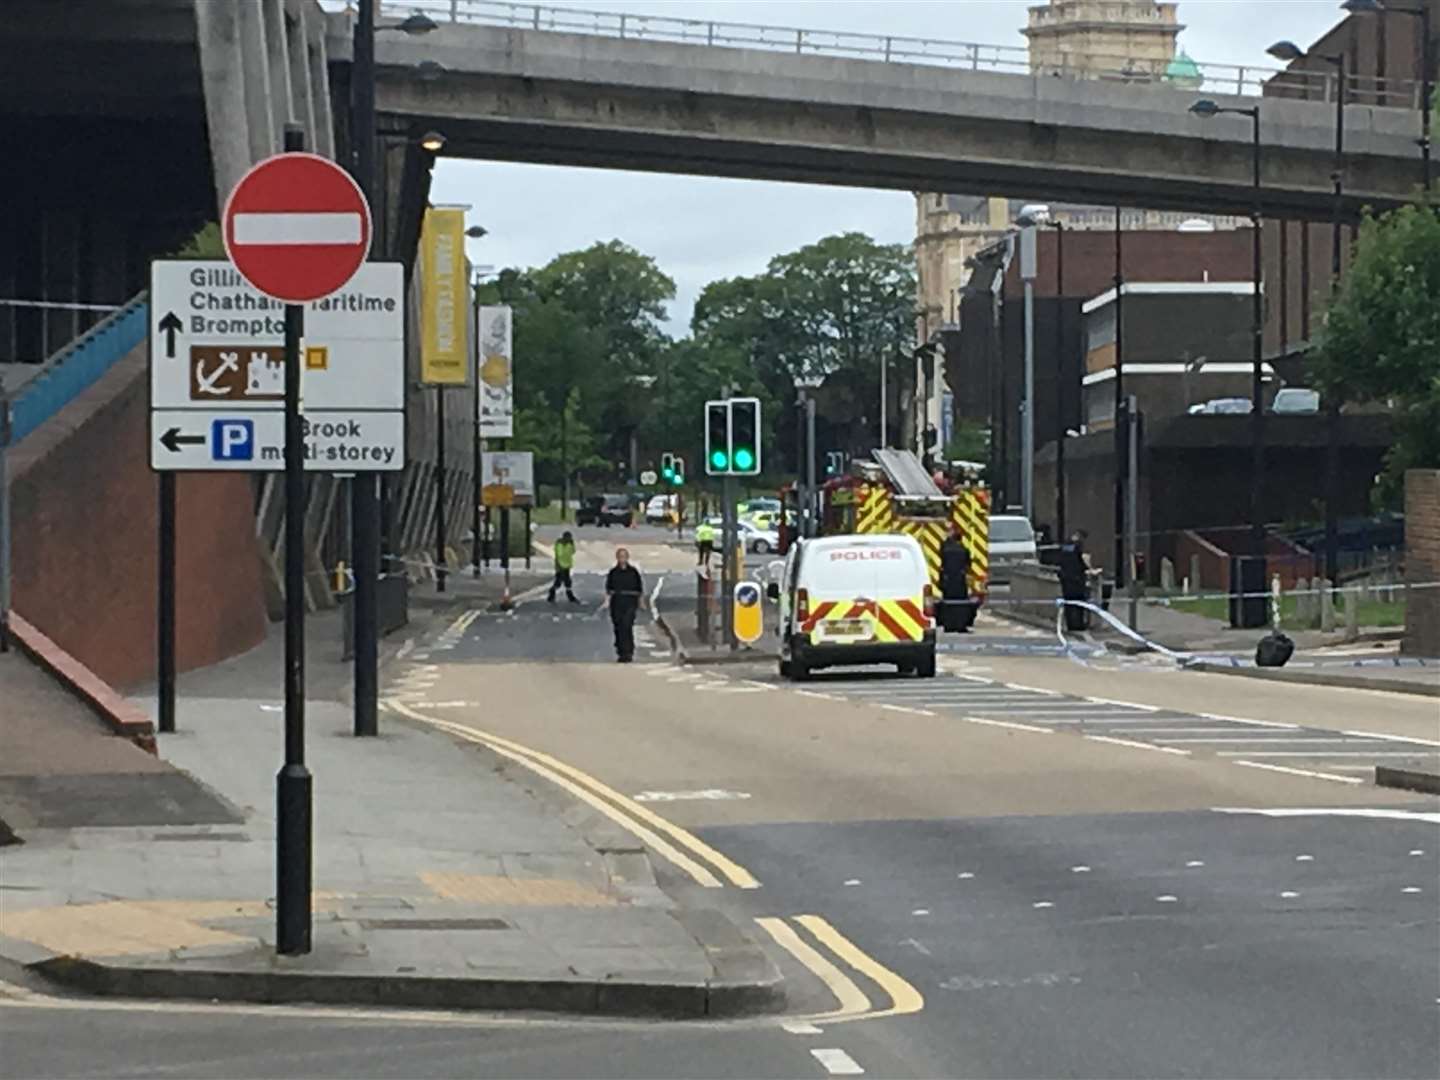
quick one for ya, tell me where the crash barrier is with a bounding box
[340,572,410,661]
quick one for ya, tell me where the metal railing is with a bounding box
[10,293,149,445]
[382,0,1424,106]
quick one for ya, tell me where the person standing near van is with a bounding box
[1057,529,1095,631]
[603,547,646,662]
[547,530,579,603]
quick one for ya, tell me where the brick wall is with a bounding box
[1404,469,1440,658]
[9,347,267,688]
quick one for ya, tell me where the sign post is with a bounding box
[220,125,373,957]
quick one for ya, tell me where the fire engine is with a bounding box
[779,450,989,630]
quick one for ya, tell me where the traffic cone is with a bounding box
[498,569,515,612]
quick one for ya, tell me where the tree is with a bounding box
[1311,201,1440,497]
[691,232,917,467]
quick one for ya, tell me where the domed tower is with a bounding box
[1023,0,1184,81]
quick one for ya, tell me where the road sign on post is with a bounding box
[148,262,404,471]
[733,581,763,645]
[223,151,371,303]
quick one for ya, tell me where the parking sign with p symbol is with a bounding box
[211,418,255,462]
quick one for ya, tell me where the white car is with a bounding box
[1272,387,1320,414]
[703,516,778,554]
[645,494,678,523]
[988,515,1037,583]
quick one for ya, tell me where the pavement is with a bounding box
[5,568,1439,1078]
[0,574,781,1019]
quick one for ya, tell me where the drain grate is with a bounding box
[357,917,511,931]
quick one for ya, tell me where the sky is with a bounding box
[424,1,1349,333]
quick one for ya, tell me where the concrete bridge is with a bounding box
[354,1,1428,222]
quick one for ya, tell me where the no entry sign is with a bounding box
[222,152,371,303]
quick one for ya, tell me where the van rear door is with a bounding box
[805,540,926,643]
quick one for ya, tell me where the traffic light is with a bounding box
[661,452,675,482]
[729,397,761,475]
[705,400,730,474]
[825,450,845,476]
[671,456,685,485]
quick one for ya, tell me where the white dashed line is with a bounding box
[1221,751,1427,758]
[844,879,862,887]
[796,690,842,701]
[1155,895,1178,903]
[911,909,930,917]
[1411,850,1426,857]
[1186,860,1205,868]
[1403,887,1423,894]
[1295,854,1314,862]
[1340,730,1440,748]
[1071,866,1091,873]
[957,872,975,880]
[962,716,1053,734]
[1003,683,1063,696]
[881,704,935,716]
[1280,891,1300,899]
[811,1048,864,1075]
[1230,760,1365,784]
[1157,737,1370,745]
[1084,734,1189,755]
[1033,901,1054,909]
[783,1022,824,1035]
[1200,713,1298,730]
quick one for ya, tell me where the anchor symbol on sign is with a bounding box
[195,350,241,396]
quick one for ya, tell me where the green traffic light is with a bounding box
[710,449,728,469]
[733,447,755,470]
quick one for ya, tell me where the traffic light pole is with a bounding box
[722,474,736,650]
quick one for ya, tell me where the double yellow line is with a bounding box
[755,914,925,1026]
[383,699,760,890]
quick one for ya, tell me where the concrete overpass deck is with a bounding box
[353,2,1428,220]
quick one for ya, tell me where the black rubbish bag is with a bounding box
[1255,630,1295,668]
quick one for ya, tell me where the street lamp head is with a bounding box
[419,130,446,153]
[1266,40,1306,62]
[398,12,439,35]
[1189,98,1222,118]
[414,59,446,81]
[465,225,488,238]
[1341,0,1385,12]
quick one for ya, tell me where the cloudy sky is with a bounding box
[425,1,1348,332]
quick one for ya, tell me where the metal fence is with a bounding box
[382,0,1423,105]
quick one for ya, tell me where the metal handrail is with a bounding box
[382,0,1424,107]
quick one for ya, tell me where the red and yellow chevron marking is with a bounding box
[846,483,991,596]
[801,597,930,642]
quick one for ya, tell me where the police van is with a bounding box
[769,533,936,680]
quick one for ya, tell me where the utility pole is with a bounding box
[1112,207,1126,591]
[1019,222,1037,521]
[1127,395,1140,631]
[1053,221,1067,541]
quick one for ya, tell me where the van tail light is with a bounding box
[923,583,936,619]
[797,588,811,625]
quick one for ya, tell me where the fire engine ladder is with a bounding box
[873,448,942,498]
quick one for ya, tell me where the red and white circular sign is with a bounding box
[222,152,372,303]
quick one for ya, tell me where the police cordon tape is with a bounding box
[1050,597,1437,670]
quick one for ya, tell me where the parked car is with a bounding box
[576,493,633,527]
[645,494,679,523]
[703,516,779,554]
[1272,387,1320,414]
[739,497,781,516]
[988,515,1038,583]
[1188,397,1252,415]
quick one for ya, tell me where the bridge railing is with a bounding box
[386,0,1424,107]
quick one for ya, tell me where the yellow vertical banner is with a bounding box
[419,207,468,385]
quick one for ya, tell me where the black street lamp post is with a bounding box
[1190,99,1266,558]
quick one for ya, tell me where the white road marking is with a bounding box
[1280,891,1300,899]
[1123,727,1264,734]
[1085,696,1159,711]
[1295,854,1314,862]
[1403,887,1423,894]
[1071,865,1091,873]
[957,872,975,879]
[782,1022,824,1035]
[1157,737,1370,744]
[811,1048,865,1075]
[1200,713,1299,730]
[1229,761,1365,784]
[1033,901,1054,909]
[1341,730,1440,748]
[844,879,862,887]
[956,675,994,683]
[1221,751,1428,757]
[881,704,935,716]
[1186,860,1205,867]
[962,716,1054,734]
[1003,682,1063,695]
[741,680,776,690]
[1411,850,1426,856]
[1155,895,1178,903]
[1084,734,1189,755]
[632,789,751,803]
[902,938,932,956]
[1215,806,1440,823]
[911,909,930,916]
[796,690,843,701]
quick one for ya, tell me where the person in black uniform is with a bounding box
[603,547,645,663]
[1057,529,1094,631]
[939,528,971,602]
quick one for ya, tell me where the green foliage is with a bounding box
[944,421,990,468]
[173,222,223,258]
[1312,200,1440,487]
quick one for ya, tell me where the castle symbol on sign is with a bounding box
[246,351,284,396]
